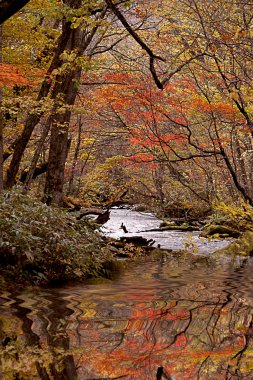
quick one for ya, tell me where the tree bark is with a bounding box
[220,146,253,206]
[44,4,108,205]
[20,162,48,183]
[22,117,52,190]
[67,116,82,195]
[4,16,76,188]
[43,18,83,204]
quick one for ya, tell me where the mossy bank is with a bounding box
[0,190,124,288]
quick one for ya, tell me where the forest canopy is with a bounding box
[0,0,252,216]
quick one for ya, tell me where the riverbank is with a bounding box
[0,191,250,288]
[0,191,133,288]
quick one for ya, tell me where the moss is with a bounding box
[214,230,253,256]
[200,224,241,238]
[159,220,198,231]
[160,224,197,232]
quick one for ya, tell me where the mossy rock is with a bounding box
[160,224,197,232]
[200,224,240,238]
[214,230,253,256]
[160,221,198,231]
[160,220,176,228]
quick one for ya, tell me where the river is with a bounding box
[102,208,231,254]
[0,208,253,380]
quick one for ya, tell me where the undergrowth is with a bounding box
[214,201,253,230]
[0,190,115,286]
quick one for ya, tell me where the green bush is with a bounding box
[0,190,114,285]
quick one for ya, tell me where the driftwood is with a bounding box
[120,223,128,233]
[63,196,85,211]
[77,208,110,224]
[71,189,127,225]
[63,188,128,212]
[120,236,155,246]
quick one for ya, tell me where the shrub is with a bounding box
[0,189,114,285]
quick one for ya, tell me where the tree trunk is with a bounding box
[44,112,75,205]
[22,117,52,191]
[4,16,77,188]
[233,133,250,197]
[220,146,253,206]
[44,4,108,205]
[44,51,83,203]
[5,0,107,198]
[67,116,82,195]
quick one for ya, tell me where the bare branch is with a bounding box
[104,0,165,89]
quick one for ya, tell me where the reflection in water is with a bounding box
[1,254,253,379]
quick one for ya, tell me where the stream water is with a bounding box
[101,208,232,254]
[1,209,253,380]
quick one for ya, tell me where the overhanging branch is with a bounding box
[104,0,165,89]
[105,0,208,90]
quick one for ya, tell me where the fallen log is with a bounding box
[77,208,110,224]
[120,236,155,246]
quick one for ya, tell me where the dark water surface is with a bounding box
[1,210,253,379]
